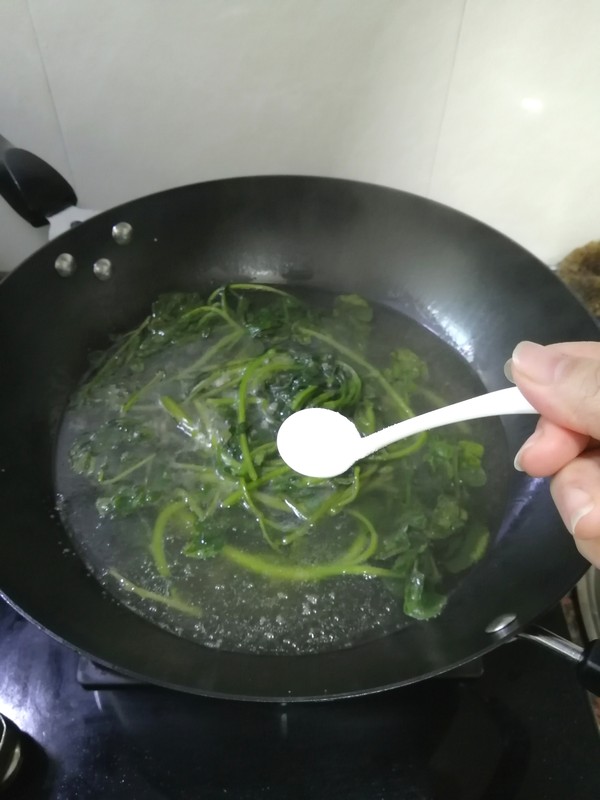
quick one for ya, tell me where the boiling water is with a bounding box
[55,289,508,655]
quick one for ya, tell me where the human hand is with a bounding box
[505,341,600,567]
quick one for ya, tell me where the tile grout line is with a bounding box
[426,0,469,198]
[25,0,76,186]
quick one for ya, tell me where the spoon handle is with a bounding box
[358,386,537,459]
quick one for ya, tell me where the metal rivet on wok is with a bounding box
[111,222,133,245]
[485,613,517,634]
[93,258,113,281]
[54,253,77,277]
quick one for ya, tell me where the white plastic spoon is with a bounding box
[276,386,537,478]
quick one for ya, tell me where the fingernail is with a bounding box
[504,359,514,383]
[563,487,594,535]
[513,430,541,471]
[512,341,563,384]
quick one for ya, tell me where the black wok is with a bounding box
[0,136,598,700]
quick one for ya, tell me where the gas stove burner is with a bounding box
[2,599,600,799]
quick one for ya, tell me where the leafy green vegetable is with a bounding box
[442,522,490,574]
[457,440,488,487]
[403,559,447,620]
[67,283,489,621]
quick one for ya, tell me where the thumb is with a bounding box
[510,341,600,440]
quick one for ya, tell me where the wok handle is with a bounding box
[519,624,600,696]
[0,134,77,227]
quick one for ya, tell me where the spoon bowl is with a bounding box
[276,408,364,479]
[276,386,537,478]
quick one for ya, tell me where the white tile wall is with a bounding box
[430,0,600,266]
[28,0,463,204]
[0,0,72,270]
[0,0,598,271]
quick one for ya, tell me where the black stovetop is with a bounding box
[1,598,599,800]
